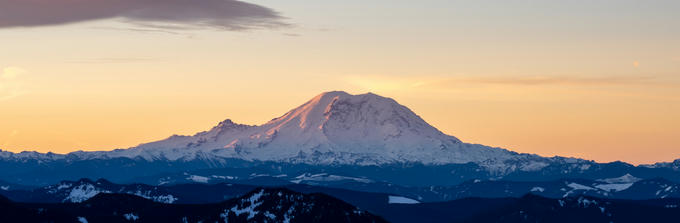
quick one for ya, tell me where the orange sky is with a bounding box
[0,0,679,164]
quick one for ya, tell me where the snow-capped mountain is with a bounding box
[0,91,678,186]
[0,91,549,168]
[78,91,523,166]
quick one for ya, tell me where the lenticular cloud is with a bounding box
[0,0,286,30]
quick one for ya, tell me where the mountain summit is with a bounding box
[105,91,516,165]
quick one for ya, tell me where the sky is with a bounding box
[0,0,678,164]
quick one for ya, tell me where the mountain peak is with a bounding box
[311,91,385,103]
[264,91,436,134]
[218,119,236,126]
[316,90,352,97]
[209,119,253,136]
[214,118,246,129]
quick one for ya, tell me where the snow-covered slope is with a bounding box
[98,91,530,165]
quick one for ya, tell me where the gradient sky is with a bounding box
[0,0,679,164]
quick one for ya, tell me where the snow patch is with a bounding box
[77,217,88,223]
[211,175,236,180]
[124,213,139,221]
[597,174,642,184]
[388,195,420,204]
[225,189,265,220]
[129,190,178,204]
[283,206,295,223]
[64,184,108,203]
[563,182,595,198]
[530,187,545,192]
[57,183,72,190]
[594,183,634,192]
[152,194,178,204]
[567,182,595,190]
[249,173,270,178]
[292,173,373,184]
[158,178,171,185]
[577,197,597,207]
[186,175,209,183]
[263,211,276,220]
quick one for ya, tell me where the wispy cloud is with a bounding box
[0,0,288,31]
[0,67,28,101]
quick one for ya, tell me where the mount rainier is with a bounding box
[1,91,678,186]
[87,91,527,166]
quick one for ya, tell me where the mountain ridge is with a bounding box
[0,187,388,223]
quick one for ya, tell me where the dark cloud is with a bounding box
[0,0,287,30]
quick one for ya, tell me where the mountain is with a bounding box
[4,173,679,208]
[36,91,524,166]
[0,91,678,186]
[0,188,388,223]
[0,91,544,166]
[4,180,680,223]
[7,188,680,223]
